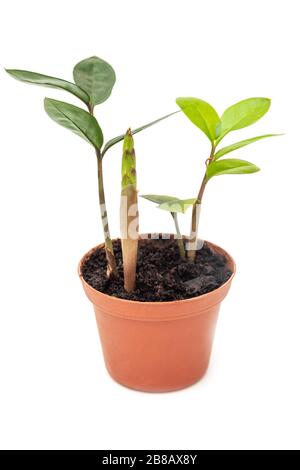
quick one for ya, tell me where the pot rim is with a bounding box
[78,236,236,307]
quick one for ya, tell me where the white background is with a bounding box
[0,0,299,451]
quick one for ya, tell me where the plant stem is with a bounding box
[96,151,118,277]
[171,212,185,259]
[87,103,118,277]
[87,104,94,114]
[187,143,215,262]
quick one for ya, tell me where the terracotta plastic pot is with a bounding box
[79,238,235,392]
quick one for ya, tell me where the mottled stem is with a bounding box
[88,104,118,278]
[96,151,118,277]
[171,212,185,259]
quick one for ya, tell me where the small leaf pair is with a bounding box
[176,96,271,143]
[141,195,196,258]
[141,195,196,213]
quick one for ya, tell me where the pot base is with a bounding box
[106,362,210,393]
[107,372,208,393]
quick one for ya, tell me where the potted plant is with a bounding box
[6,58,279,392]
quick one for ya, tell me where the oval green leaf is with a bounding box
[176,97,220,142]
[73,56,116,107]
[206,159,260,180]
[44,98,103,149]
[5,69,89,104]
[214,134,280,160]
[218,98,271,142]
[141,194,196,213]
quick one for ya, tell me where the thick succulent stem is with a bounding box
[187,143,215,262]
[120,129,139,292]
[171,212,185,259]
[96,151,118,277]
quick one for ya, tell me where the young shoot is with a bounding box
[6,57,177,278]
[141,195,196,258]
[176,96,281,261]
[121,130,139,292]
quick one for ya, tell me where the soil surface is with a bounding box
[81,238,232,302]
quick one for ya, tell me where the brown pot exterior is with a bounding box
[79,240,235,392]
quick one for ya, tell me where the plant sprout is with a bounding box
[121,130,139,292]
[6,58,280,294]
[176,97,280,261]
[141,195,196,258]
[6,57,177,277]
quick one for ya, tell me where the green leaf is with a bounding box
[5,69,89,104]
[214,134,280,160]
[176,97,220,142]
[206,159,260,180]
[102,110,179,156]
[141,194,196,213]
[44,98,103,149]
[218,98,271,142]
[73,56,116,107]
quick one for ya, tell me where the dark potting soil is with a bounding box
[81,237,232,302]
